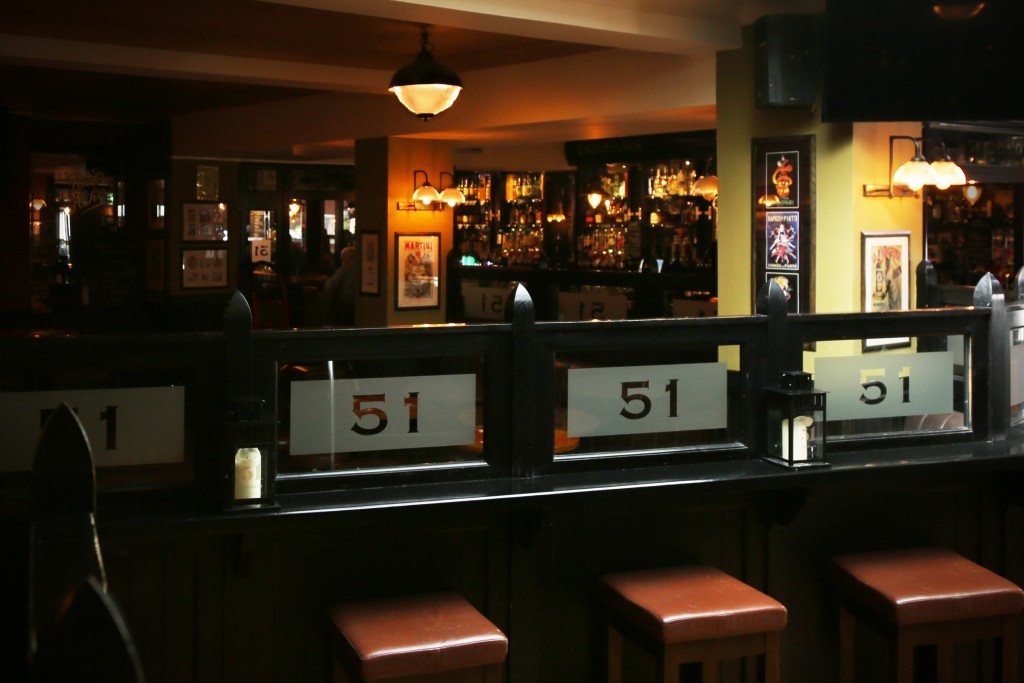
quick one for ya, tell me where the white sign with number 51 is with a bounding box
[289,374,476,455]
[567,362,727,437]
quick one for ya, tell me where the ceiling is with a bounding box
[0,0,823,164]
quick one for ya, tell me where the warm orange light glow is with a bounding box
[933,2,986,20]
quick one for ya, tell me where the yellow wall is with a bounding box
[716,26,925,367]
[716,28,924,318]
[355,137,454,327]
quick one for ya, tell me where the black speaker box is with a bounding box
[754,14,819,108]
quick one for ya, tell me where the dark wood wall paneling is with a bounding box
[94,474,1023,683]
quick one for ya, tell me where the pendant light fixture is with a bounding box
[389,29,463,121]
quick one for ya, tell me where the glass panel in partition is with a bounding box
[0,364,196,487]
[1011,327,1024,425]
[813,334,970,440]
[276,355,486,473]
[553,344,742,459]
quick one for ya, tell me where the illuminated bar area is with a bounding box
[4,3,1024,682]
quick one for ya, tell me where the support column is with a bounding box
[355,137,454,327]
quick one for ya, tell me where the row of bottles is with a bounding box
[926,183,1022,289]
[451,168,716,272]
[496,225,545,266]
[647,161,698,198]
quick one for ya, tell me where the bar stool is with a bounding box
[599,565,787,683]
[830,547,1024,683]
[325,592,507,682]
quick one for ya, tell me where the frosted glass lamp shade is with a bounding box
[893,158,939,192]
[412,182,441,205]
[930,159,967,190]
[388,33,463,121]
[389,84,462,120]
[439,186,466,207]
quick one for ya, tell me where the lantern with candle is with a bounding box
[764,370,828,468]
[223,397,277,509]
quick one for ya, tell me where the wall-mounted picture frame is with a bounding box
[182,202,228,241]
[360,232,380,296]
[753,135,815,314]
[181,248,228,289]
[862,230,911,350]
[395,233,440,310]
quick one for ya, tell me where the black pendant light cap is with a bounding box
[388,48,463,89]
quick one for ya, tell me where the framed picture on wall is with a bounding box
[181,248,229,289]
[395,233,440,310]
[752,135,815,313]
[360,232,380,296]
[182,202,228,241]
[862,231,911,350]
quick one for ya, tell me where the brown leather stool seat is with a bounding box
[599,566,787,683]
[830,547,1024,683]
[325,592,508,682]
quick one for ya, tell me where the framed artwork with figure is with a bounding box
[395,233,440,310]
[862,231,911,350]
[753,135,815,313]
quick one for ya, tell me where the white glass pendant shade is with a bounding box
[439,186,466,207]
[390,84,462,119]
[929,159,967,190]
[587,192,603,210]
[389,33,463,120]
[893,158,939,192]
[412,182,441,205]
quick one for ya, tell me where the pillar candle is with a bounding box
[234,447,262,500]
[781,415,814,462]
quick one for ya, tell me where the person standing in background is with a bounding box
[325,246,357,325]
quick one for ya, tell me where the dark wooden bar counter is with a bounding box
[3,279,1024,682]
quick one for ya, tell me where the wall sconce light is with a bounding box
[691,156,719,202]
[28,195,47,212]
[930,142,968,190]
[397,170,445,211]
[389,29,463,121]
[438,172,466,207]
[864,135,967,198]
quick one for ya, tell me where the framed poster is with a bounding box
[862,231,911,350]
[395,233,440,310]
[361,232,380,296]
[145,239,165,291]
[765,272,799,313]
[765,211,800,270]
[181,248,228,289]
[753,135,815,313]
[182,202,228,241]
